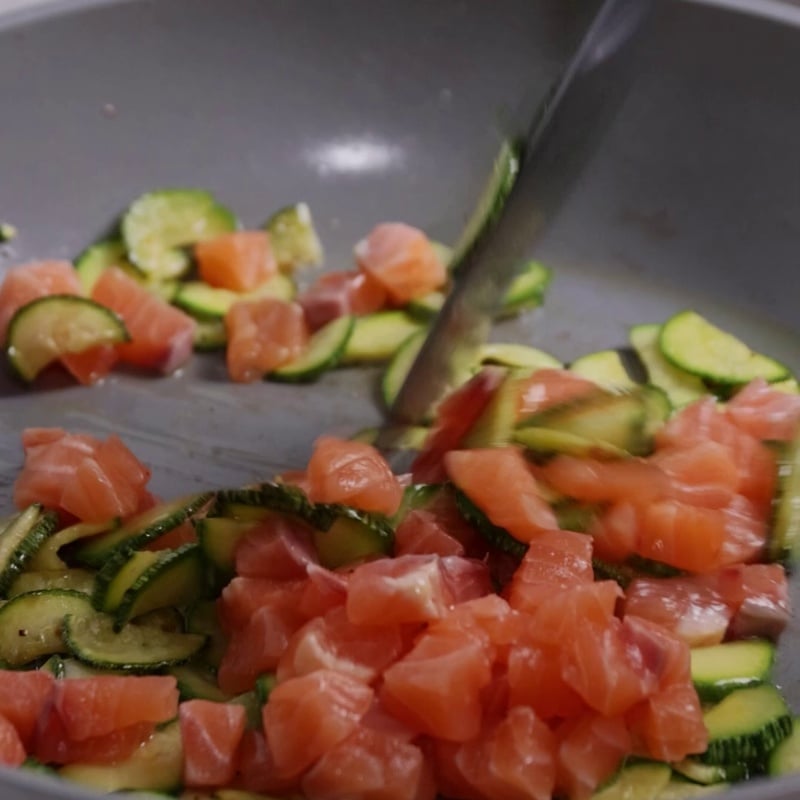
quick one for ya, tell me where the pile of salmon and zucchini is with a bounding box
[0,186,799,800]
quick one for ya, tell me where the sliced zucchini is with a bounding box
[171,663,232,702]
[454,489,526,559]
[193,316,227,351]
[0,222,17,243]
[105,543,207,629]
[264,202,324,270]
[769,717,800,776]
[351,424,430,452]
[255,673,278,705]
[515,386,665,457]
[660,310,789,386]
[479,343,561,371]
[381,329,427,410]
[569,350,637,391]
[499,260,551,318]
[657,779,730,798]
[449,139,520,270]
[701,684,792,765]
[768,433,800,563]
[29,518,118,571]
[59,718,183,793]
[122,188,237,280]
[342,310,426,365]
[6,295,129,382]
[407,290,446,320]
[461,368,521,449]
[592,762,671,799]
[197,517,261,580]
[186,600,227,670]
[691,640,775,703]
[0,589,94,666]
[64,611,205,671]
[513,426,629,459]
[0,505,60,597]
[269,314,355,383]
[9,568,95,598]
[630,323,706,408]
[173,273,295,317]
[211,483,314,522]
[671,759,749,785]
[68,492,212,568]
[74,238,140,293]
[93,549,160,612]
[312,506,394,569]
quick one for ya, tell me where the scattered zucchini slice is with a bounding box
[690,639,775,702]
[449,139,520,270]
[193,317,227,351]
[122,188,237,280]
[671,759,749,785]
[454,489,526,559]
[381,329,426,410]
[591,761,671,799]
[569,349,637,390]
[700,684,792,765]
[769,717,800,776]
[659,310,790,386]
[461,368,521,449]
[479,343,561,371]
[6,295,129,382]
[173,273,295,318]
[59,719,183,793]
[8,568,95,598]
[64,611,206,671]
[0,505,60,597]
[311,506,394,569]
[767,432,800,563]
[196,517,260,580]
[264,202,324,270]
[630,322,706,408]
[342,311,426,365]
[499,260,551,318]
[74,238,141,293]
[29,518,118,571]
[269,314,355,383]
[0,589,94,666]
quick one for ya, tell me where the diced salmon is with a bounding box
[299,269,388,330]
[196,230,277,292]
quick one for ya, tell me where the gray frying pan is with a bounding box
[0,1,799,798]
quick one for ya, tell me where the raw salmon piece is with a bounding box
[92,266,195,373]
[0,714,26,768]
[196,230,277,292]
[307,435,403,516]
[299,269,387,330]
[234,514,319,581]
[60,344,120,386]
[0,260,81,344]
[355,222,446,305]
[0,669,54,748]
[516,368,598,418]
[217,576,306,632]
[726,378,800,442]
[233,729,300,796]
[263,669,373,778]
[180,699,247,788]
[445,447,558,543]
[394,509,466,558]
[224,296,309,383]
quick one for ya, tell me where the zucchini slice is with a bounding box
[700,684,792,765]
[591,762,671,800]
[264,202,324,270]
[64,611,205,671]
[461,368,521,449]
[29,518,118,571]
[9,568,95,598]
[173,273,295,317]
[312,505,394,569]
[122,188,237,280]
[569,349,637,391]
[269,314,355,383]
[407,290,446,321]
[68,492,212,568]
[768,433,800,563]
[479,342,561,371]
[0,505,59,597]
[196,517,260,580]
[0,589,94,666]
[449,139,520,270]
[381,329,427,410]
[691,640,775,702]
[499,260,551,318]
[171,663,232,702]
[672,758,749,785]
[74,238,141,293]
[102,543,207,628]
[211,483,314,522]
[193,317,227,351]
[59,719,183,793]
[659,310,789,386]
[769,717,800,776]
[657,779,731,797]
[630,322,706,408]
[351,424,430,453]
[513,427,629,460]
[6,295,129,382]
[342,310,426,365]
[185,600,227,670]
